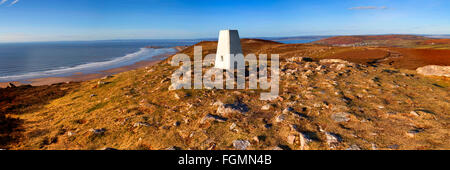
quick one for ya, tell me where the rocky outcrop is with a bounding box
[416,65,450,77]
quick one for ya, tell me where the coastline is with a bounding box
[0,48,180,88]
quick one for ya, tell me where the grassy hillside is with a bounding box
[1,39,449,150]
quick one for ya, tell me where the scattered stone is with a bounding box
[174,93,180,100]
[173,121,181,127]
[289,124,298,131]
[331,112,350,122]
[315,65,326,71]
[282,107,294,114]
[261,104,271,111]
[229,123,237,130]
[252,136,260,143]
[200,114,227,124]
[287,135,296,144]
[313,103,322,108]
[298,133,307,150]
[286,56,312,62]
[166,146,181,150]
[388,144,399,150]
[216,100,249,116]
[273,145,291,150]
[90,128,106,134]
[410,111,420,117]
[346,144,361,150]
[275,114,286,123]
[233,140,250,150]
[160,78,170,84]
[216,105,235,116]
[133,122,151,127]
[335,64,346,71]
[67,131,76,137]
[212,101,224,106]
[298,131,317,143]
[325,132,342,148]
[406,128,424,137]
[371,143,378,150]
[415,109,435,115]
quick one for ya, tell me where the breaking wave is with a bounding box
[0,47,176,82]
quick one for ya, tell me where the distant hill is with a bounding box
[262,36,332,41]
[312,35,431,47]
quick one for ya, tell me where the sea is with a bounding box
[0,38,319,82]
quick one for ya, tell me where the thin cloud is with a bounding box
[0,0,8,5]
[349,6,388,10]
[9,0,18,6]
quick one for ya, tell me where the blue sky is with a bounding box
[0,0,449,42]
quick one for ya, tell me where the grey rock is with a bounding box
[216,100,249,115]
[331,112,350,122]
[388,144,399,149]
[90,128,106,134]
[233,140,250,150]
[325,132,342,148]
[133,122,151,127]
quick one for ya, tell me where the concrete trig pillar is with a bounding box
[215,30,243,70]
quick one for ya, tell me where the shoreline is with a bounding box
[0,51,177,88]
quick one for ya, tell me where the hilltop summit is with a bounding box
[1,39,449,150]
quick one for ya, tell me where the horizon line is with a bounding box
[1,33,449,44]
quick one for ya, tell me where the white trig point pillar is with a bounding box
[215,30,243,70]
